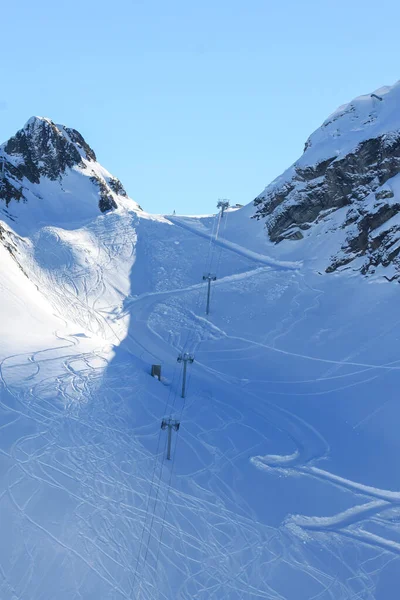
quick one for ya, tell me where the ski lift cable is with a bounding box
[192,206,230,356]
[135,431,170,600]
[181,214,219,354]
[129,420,168,596]
[134,319,189,595]
[130,352,181,595]
[151,325,197,588]
[135,213,221,592]
[182,202,226,354]
[212,205,229,279]
[134,200,229,596]
[151,414,182,585]
[157,204,230,528]
[135,370,183,597]
[203,209,219,275]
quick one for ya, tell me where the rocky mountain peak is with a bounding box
[0,117,133,220]
[3,116,96,185]
[252,81,400,280]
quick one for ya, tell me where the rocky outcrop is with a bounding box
[108,176,128,197]
[64,127,97,162]
[254,134,400,242]
[90,175,118,213]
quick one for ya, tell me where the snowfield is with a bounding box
[1,196,400,599]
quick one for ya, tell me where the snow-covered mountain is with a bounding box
[253,82,400,280]
[0,116,140,234]
[1,105,400,600]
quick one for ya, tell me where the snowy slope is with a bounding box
[0,117,143,343]
[1,115,400,599]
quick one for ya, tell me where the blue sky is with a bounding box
[2,0,400,215]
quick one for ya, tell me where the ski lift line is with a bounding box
[142,429,181,598]
[129,385,175,546]
[152,418,181,585]
[130,421,166,597]
[214,206,223,241]
[138,385,183,578]
[180,280,210,354]
[203,207,227,315]
[213,201,229,268]
[213,212,229,275]
[136,211,224,590]
[182,269,217,354]
[135,354,184,597]
[193,207,230,354]
[135,432,170,584]
[135,432,170,600]
[152,339,196,588]
[175,207,229,444]
[135,284,193,591]
[180,239,217,353]
[200,209,229,328]
[203,210,219,275]
[182,202,226,353]
[163,346,181,413]
[131,352,181,597]
[133,436,173,599]
[183,279,213,352]
[134,322,191,592]
[136,200,229,593]
[190,206,220,324]
[195,211,219,306]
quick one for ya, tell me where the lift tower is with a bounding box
[203,273,216,315]
[161,418,180,460]
[217,199,230,218]
[177,353,194,398]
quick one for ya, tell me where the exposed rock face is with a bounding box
[252,83,400,279]
[108,176,127,197]
[3,117,94,185]
[63,127,97,162]
[90,175,118,213]
[0,117,132,215]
